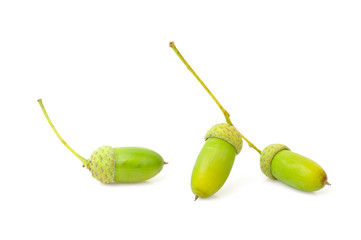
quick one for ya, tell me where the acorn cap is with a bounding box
[88,145,116,184]
[205,123,243,154]
[260,144,290,179]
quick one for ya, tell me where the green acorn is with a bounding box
[260,144,329,191]
[38,99,166,184]
[191,124,243,199]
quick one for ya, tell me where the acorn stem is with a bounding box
[242,135,262,154]
[169,41,233,126]
[38,99,89,167]
[169,41,261,154]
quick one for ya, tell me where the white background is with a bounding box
[1,1,360,239]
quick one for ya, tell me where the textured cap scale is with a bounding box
[205,123,243,154]
[88,146,116,184]
[260,144,290,179]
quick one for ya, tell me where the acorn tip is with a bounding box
[194,195,199,201]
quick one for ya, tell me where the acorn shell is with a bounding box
[88,146,116,184]
[205,123,243,154]
[113,147,164,183]
[271,150,328,191]
[191,137,237,198]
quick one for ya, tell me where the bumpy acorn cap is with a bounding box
[260,144,290,179]
[88,145,116,184]
[205,123,243,154]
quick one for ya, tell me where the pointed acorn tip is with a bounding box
[194,195,199,201]
[163,161,169,165]
[325,181,331,186]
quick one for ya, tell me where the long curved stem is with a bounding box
[169,42,261,154]
[38,99,89,166]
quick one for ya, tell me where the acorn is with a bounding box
[260,144,329,191]
[38,99,166,184]
[191,124,243,199]
[170,42,258,199]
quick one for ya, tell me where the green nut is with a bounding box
[260,143,329,191]
[260,144,290,179]
[271,150,329,191]
[205,123,243,154]
[191,123,243,199]
[88,146,165,184]
[113,147,165,183]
